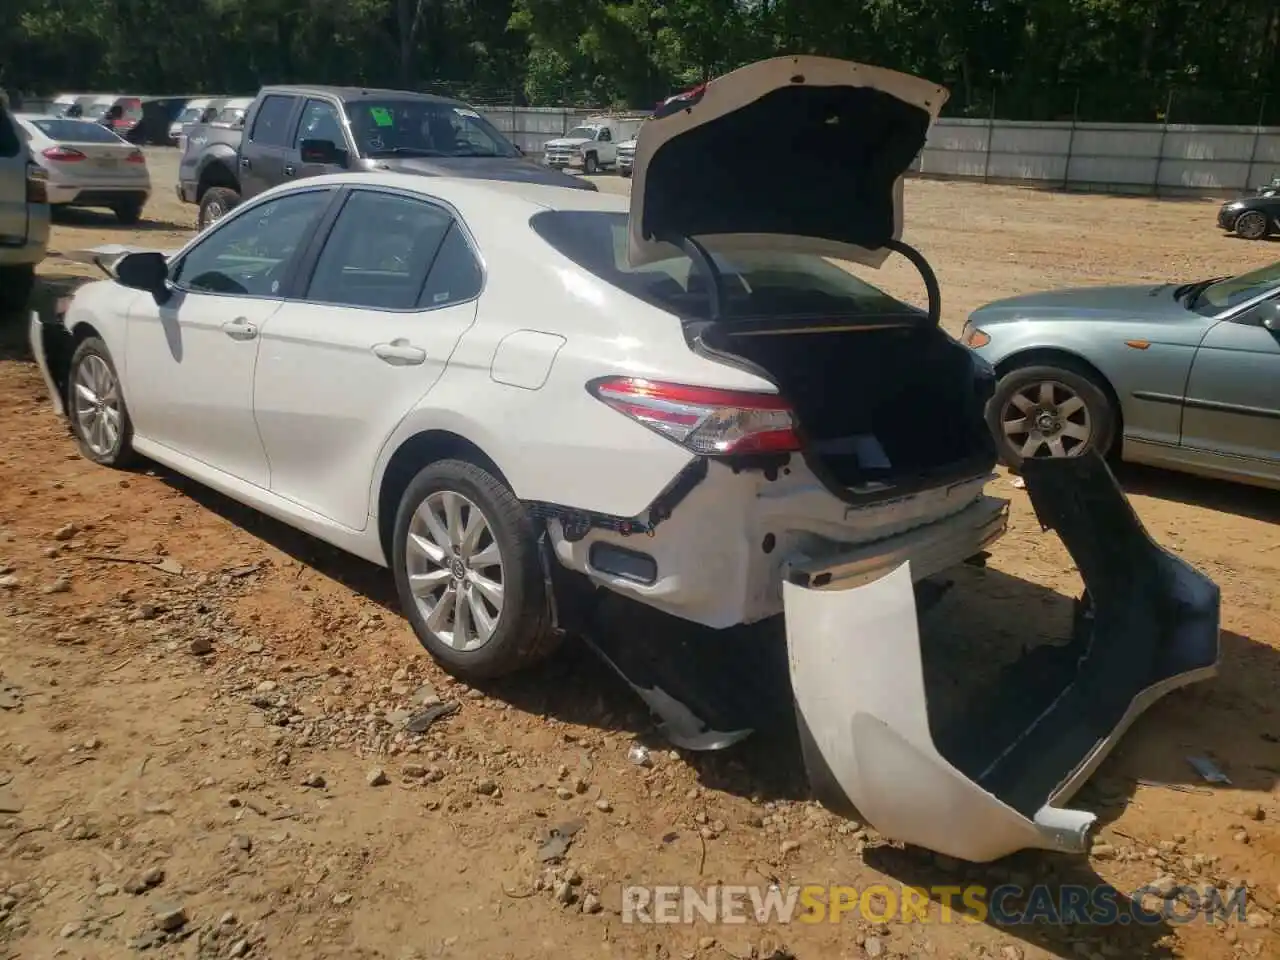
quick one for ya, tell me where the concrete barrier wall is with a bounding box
[482,105,1280,195]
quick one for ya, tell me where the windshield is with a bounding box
[1194,261,1280,314]
[530,210,918,322]
[562,127,597,140]
[29,118,124,143]
[345,100,519,159]
[176,105,206,122]
[214,107,245,124]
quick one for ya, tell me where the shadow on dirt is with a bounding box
[0,273,93,361]
[51,206,190,233]
[149,466,1273,960]
[1115,461,1280,524]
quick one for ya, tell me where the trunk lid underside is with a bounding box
[626,56,948,270]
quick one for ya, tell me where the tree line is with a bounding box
[3,0,1279,123]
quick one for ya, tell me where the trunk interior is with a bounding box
[697,322,997,494]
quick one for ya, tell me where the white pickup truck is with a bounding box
[542,114,646,175]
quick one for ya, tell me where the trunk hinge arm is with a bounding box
[661,234,724,321]
[882,238,941,326]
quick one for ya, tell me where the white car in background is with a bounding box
[15,114,151,224]
[28,57,1218,864]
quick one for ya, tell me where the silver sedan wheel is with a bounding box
[1000,379,1093,458]
[405,490,505,653]
[72,354,122,457]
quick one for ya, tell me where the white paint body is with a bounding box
[50,168,1001,630]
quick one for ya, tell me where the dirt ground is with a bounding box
[1,150,1278,960]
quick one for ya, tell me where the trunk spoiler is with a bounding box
[787,451,1220,861]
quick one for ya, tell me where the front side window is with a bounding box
[0,106,20,158]
[529,210,917,322]
[250,95,298,147]
[304,190,468,310]
[172,190,331,297]
[296,99,345,149]
[345,100,518,159]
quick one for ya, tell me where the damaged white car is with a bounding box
[30,56,1219,863]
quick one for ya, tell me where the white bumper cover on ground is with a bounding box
[786,452,1221,862]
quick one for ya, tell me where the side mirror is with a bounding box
[299,138,347,167]
[114,251,171,305]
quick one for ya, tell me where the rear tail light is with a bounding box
[589,376,801,455]
[126,149,145,164]
[25,162,48,203]
[42,146,85,162]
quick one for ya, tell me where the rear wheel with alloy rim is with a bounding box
[68,337,138,467]
[391,458,558,680]
[987,362,1116,470]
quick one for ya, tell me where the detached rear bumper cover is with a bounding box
[787,452,1220,863]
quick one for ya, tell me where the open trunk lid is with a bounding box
[626,56,947,270]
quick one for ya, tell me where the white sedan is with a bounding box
[15,113,151,223]
[30,56,1218,864]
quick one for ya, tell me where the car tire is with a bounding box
[391,458,560,681]
[619,168,632,179]
[1234,211,1270,241]
[583,153,599,175]
[0,265,36,314]
[987,361,1117,471]
[113,201,144,225]
[198,187,240,230]
[66,337,139,468]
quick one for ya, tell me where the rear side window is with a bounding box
[304,190,454,310]
[0,107,21,158]
[249,95,297,147]
[419,223,483,308]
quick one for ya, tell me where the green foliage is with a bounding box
[3,0,1277,121]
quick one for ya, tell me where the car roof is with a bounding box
[269,170,629,215]
[261,85,468,108]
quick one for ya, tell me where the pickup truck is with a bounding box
[178,84,595,229]
[542,115,646,175]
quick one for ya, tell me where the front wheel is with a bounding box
[198,187,240,230]
[67,337,139,467]
[987,363,1116,470]
[1234,210,1270,241]
[583,153,599,175]
[391,458,559,681]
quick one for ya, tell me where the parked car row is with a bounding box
[25,56,1229,868]
[35,92,251,147]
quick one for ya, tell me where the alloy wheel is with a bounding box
[1000,379,1093,458]
[404,490,505,652]
[72,354,122,458]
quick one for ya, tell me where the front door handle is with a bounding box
[372,339,426,365]
[283,163,296,177]
[239,156,251,169]
[222,318,258,341]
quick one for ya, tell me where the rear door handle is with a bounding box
[238,156,250,169]
[283,164,296,177]
[222,318,258,341]
[372,339,426,365]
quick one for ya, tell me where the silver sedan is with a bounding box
[15,114,151,224]
[963,262,1280,491]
